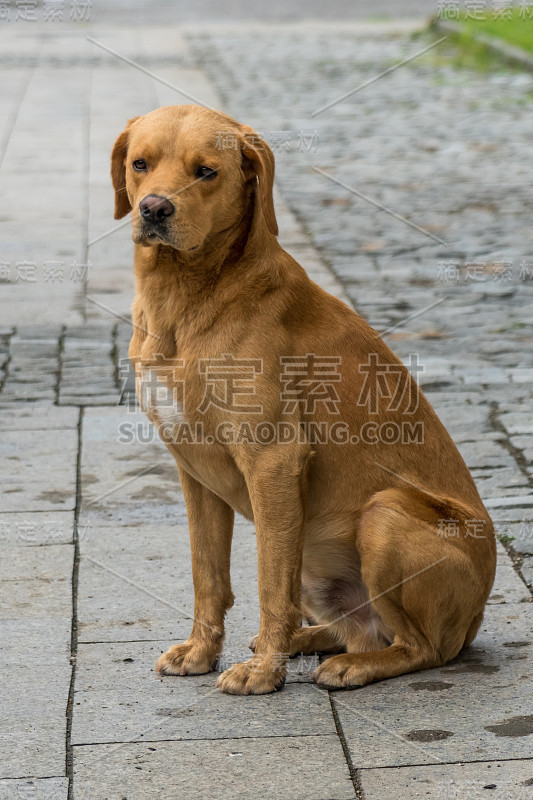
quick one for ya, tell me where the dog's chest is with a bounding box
[134,361,252,518]
[137,366,187,429]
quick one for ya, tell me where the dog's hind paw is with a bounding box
[313,654,365,690]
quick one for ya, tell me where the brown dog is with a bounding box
[111,105,496,695]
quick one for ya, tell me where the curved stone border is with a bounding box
[433,18,533,72]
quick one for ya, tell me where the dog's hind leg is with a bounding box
[249,624,343,656]
[290,625,345,655]
[314,487,495,689]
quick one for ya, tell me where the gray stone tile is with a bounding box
[0,542,73,779]
[72,640,334,745]
[58,327,118,405]
[510,435,533,465]
[150,67,222,111]
[0,580,72,777]
[0,778,68,800]
[0,429,77,512]
[59,394,120,406]
[333,604,533,768]
[491,508,533,526]
[474,466,531,500]
[360,759,533,800]
[501,413,533,436]
[500,520,533,556]
[80,407,185,526]
[456,440,514,472]
[0,543,73,581]
[0,542,73,626]
[0,405,78,431]
[486,496,533,511]
[73,735,355,800]
[0,511,74,546]
[488,558,531,605]
[0,576,72,621]
[522,556,533,591]
[0,618,71,668]
[76,521,259,646]
[457,367,509,385]
[76,552,193,643]
[0,716,67,780]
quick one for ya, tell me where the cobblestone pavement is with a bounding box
[1,12,533,800]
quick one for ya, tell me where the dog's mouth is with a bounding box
[134,223,170,246]
[134,222,201,252]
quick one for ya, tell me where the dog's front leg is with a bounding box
[156,469,234,676]
[216,447,309,695]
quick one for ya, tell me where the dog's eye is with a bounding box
[196,165,217,181]
[132,159,147,172]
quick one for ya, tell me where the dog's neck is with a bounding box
[133,188,283,347]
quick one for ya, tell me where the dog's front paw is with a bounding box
[215,657,286,695]
[156,640,218,676]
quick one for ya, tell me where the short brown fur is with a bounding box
[111,105,496,694]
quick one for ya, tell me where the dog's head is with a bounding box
[111,105,278,252]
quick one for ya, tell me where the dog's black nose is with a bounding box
[139,194,175,222]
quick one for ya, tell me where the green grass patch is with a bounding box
[447,29,501,71]
[422,26,511,72]
[460,8,533,55]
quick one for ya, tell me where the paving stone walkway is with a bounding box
[0,14,532,800]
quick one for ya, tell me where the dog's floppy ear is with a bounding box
[110,117,139,220]
[239,126,278,237]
